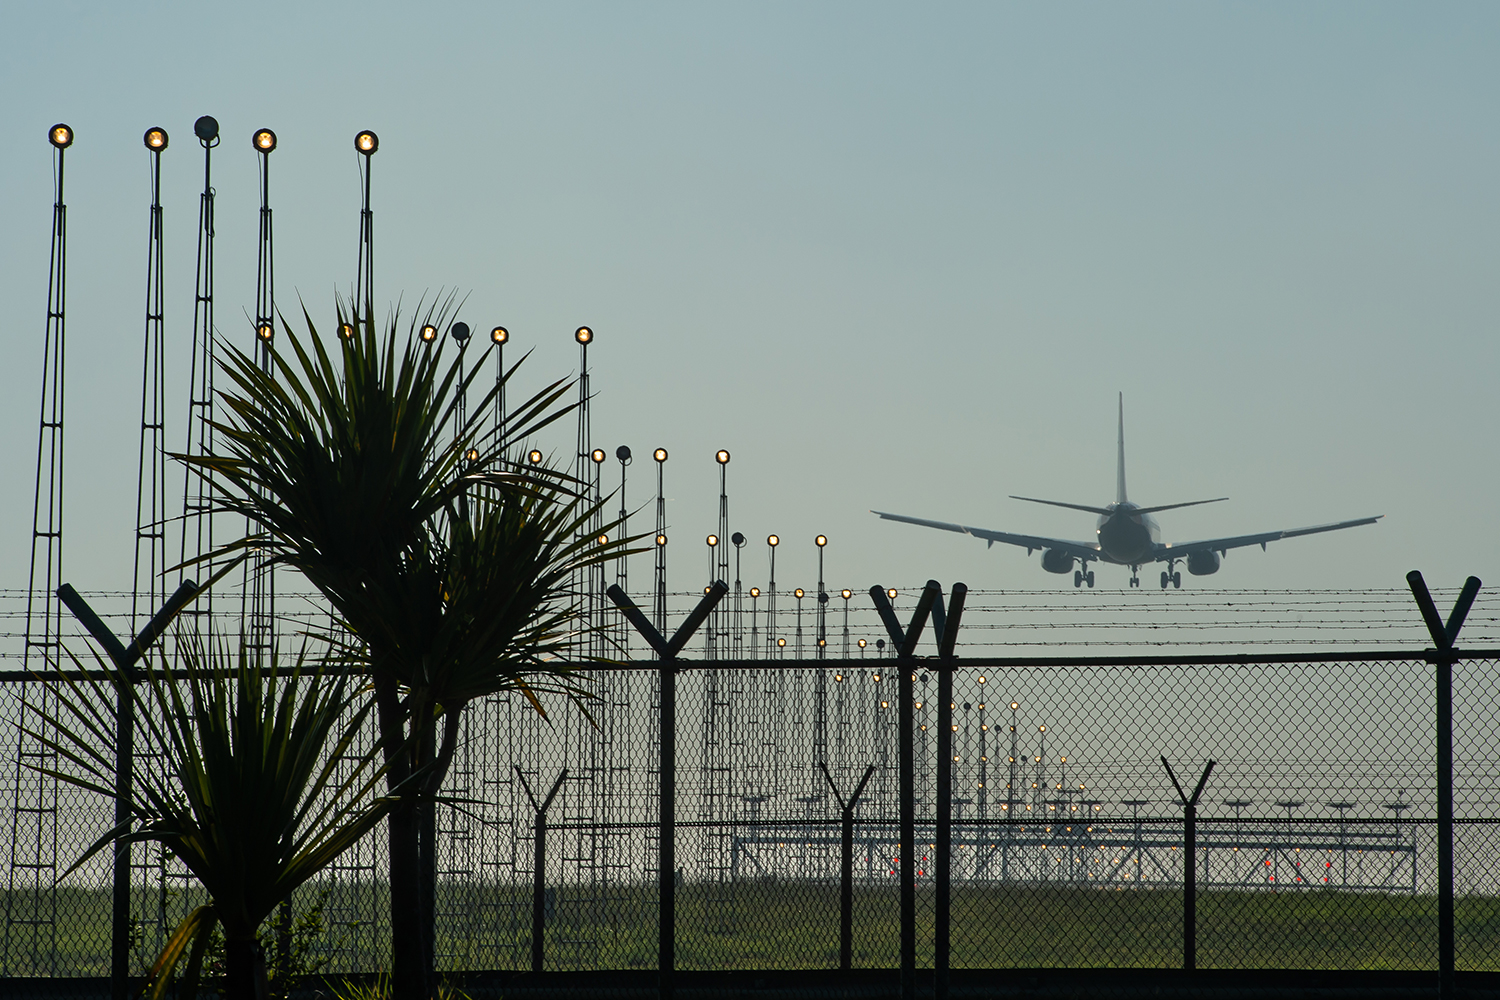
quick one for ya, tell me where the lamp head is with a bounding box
[575,326,593,344]
[591,449,605,463]
[49,124,74,149]
[1011,702,1019,711]
[858,638,867,648]
[816,534,827,547]
[795,588,805,599]
[419,324,437,343]
[716,449,730,464]
[731,532,745,547]
[490,325,508,344]
[144,127,168,150]
[356,130,378,154]
[778,638,786,648]
[616,445,632,462]
[339,322,355,340]
[842,589,852,600]
[653,448,668,463]
[598,534,609,546]
[528,449,543,464]
[253,128,276,152]
[450,322,471,343]
[750,587,760,597]
[465,447,480,463]
[887,588,898,599]
[194,116,219,144]
[706,534,718,547]
[767,534,778,547]
[656,534,667,546]
[256,323,274,342]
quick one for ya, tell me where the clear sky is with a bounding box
[2,2,1497,607]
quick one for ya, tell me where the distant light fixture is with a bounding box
[858,639,867,648]
[716,449,730,465]
[778,638,787,648]
[795,588,805,599]
[491,326,508,344]
[888,588,898,599]
[617,445,632,462]
[1011,702,1020,711]
[598,534,609,545]
[731,532,745,547]
[339,322,355,340]
[356,130,378,154]
[420,324,437,342]
[707,534,718,547]
[815,535,827,548]
[767,534,779,547]
[528,449,543,464]
[252,128,276,152]
[49,124,74,149]
[144,127,168,150]
[575,326,593,344]
[450,322,471,343]
[591,448,606,464]
[193,116,219,144]
[256,323,274,341]
[841,589,852,600]
[656,534,667,547]
[817,638,827,648]
[465,447,480,463]
[750,587,760,598]
[653,448,668,463]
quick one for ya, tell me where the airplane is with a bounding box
[872,394,1382,589]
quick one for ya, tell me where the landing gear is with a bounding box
[1129,566,1140,588]
[1075,568,1095,588]
[1160,561,1182,589]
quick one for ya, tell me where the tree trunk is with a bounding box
[223,934,268,1000]
[376,675,429,1000]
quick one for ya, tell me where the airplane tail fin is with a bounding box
[1117,392,1128,504]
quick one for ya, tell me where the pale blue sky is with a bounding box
[1,2,1496,605]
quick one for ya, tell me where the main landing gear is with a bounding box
[1073,567,1095,588]
[1160,560,1182,590]
[1129,566,1141,588]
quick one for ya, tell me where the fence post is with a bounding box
[1406,571,1481,1000]
[57,580,198,1000]
[871,582,939,1000]
[820,763,875,972]
[515,768,567,974]
[934,584,966,1000]
[1162,756,1214,973]
[608,581,726,1000]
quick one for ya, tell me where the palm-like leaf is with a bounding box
[29,642,402,1000]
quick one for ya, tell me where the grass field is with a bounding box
[3,881,1498,977]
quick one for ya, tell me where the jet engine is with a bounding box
[1041,549,1075,574]
[1187,550,1221,576]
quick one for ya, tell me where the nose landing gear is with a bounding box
[1129,566,1141,588]
[1073,568,1095,588]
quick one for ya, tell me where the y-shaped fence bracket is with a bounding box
[607,580,728,1000]
[1162,756,1215,972]
[1407,569,1481,1000]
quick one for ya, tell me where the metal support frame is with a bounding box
[607,581,728,1000]
[7,127,71,979]
[1406,570,1480,1000]
[1162,756,1215,972]
[934,584,966,1000]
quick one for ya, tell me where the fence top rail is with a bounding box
[1,647,1496,683]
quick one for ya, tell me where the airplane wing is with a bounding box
[1154,515,1383,562]
[871,510,1101,561]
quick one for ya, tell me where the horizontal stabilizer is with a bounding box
[1130,497,1229,516]
[1009,496,1113,516]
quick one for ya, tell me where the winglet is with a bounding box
[1117,392,1128,505]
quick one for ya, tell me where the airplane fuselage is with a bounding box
[1095,503,1161,565]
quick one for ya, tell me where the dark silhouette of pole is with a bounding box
[934,584,966,1000]
[515,768,567,973]
[871,581,939,1000]
[819,763,875,971]
[608,581,727,1000]
[1162,756,1215,972]
[1407,570,1481,1000]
